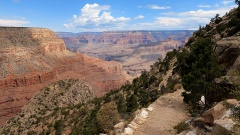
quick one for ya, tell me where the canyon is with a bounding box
[0,27,129,127]
[56,30,194,76]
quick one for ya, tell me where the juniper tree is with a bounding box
[177,38,226,109]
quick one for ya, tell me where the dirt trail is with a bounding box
[133,68,190,135]
[133,89,189,135]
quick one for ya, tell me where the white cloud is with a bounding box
[156,17,182,26]
[198,4,211,8]
[0,19,30,26]
[64,3,130,30]
[134,15,144,19]
[130,6,236,30]
[147,5,170,10]
[222,0,234,5]
[178,7,234,18]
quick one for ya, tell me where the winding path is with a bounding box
[133,89,189,135]
[132,67,190,135]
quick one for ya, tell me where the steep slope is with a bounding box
[0,27,129,127]
[188,7,240,70]
[130,6,240,135]
[172,6,240,134]
[0,79,96,135]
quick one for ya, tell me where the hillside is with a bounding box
[123,5,240,135]
[0,27,129,127]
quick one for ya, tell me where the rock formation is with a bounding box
[0,27,129,127]
[215,36,240,69]
[56,30,193,46]
[56,30,193,76]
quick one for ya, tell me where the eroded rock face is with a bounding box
[58,31,193,76]
[0,27,128,127]
[215,36,240,69]
[57,30,193,46]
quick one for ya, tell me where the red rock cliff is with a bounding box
[0,27,128,127]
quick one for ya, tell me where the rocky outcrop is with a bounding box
[193,99,239,133]
[0,27,128,127]
[215,36,240,69]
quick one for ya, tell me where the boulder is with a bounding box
[147,106,154,112]
[195,101,227,125]
[194,99,239,133]
[134,116,146,125]
[139,109,148,118]
[114,122,125,134]
[226,99,238,106]
[124,127,133,135]
[215,36,240,69]
[214,119,235,131]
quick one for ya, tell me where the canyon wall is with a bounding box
[57,30,193,76]
[57,30,193,46]
[0,27,128,127]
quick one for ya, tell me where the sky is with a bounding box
[0,0,238,32]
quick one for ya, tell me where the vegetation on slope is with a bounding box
[176,5,240,116]
[177,38,227,111]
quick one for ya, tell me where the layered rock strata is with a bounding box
[0,27,128,127]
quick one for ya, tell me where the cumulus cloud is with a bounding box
[134,15,144,19]
[131,6,236,30]
[147,4,170,9]
[64,3,130,30]
[0,19,29,26]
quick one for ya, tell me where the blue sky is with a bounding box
[0,0,237,32]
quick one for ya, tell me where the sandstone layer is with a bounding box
[57,30,193,76]
[0,27,128,127]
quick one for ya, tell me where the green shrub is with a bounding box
[216,24,227,33]
[54,120,63,135]
[117,94,127,114]
[173,121,189,134]
[126,94,139,112]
